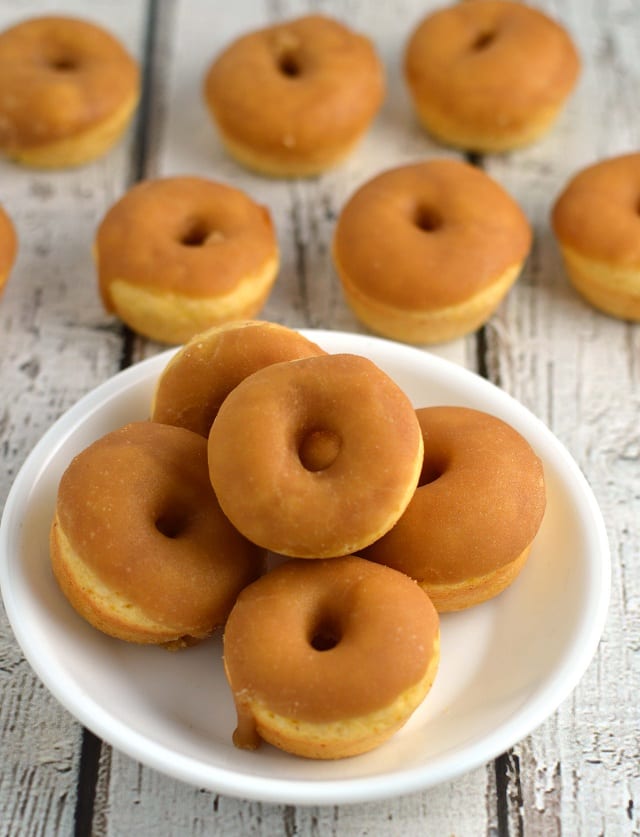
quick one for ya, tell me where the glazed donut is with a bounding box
[95,176,279,344]
[224,555,440,758]
[50,421,264,647]
[208,353,423,558]
[0,16,140,168]
[362,407,546,612]
[0,203,17,296]
[203,14,384,177]
[152,321,325,437]
[404,0,580,152]
[551,152,640,321]
[332,159,532,344]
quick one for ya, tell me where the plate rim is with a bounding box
[0,329,611,805]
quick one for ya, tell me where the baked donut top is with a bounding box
[405,0,579,129]
[552,153,640,266]
[0,16,139,149]
[54,421,260,628]
[152,321,324,437]
[95,176,278,302]
[224,556,439,723]
[365,406,546,582]
[0,204,17,277]
[333,159,531,308]
[204,14,384,159]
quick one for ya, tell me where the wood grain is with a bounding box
[0,0,637,834]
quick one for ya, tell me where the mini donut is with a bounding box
[332,159,532,344]
[224,555,440,759]
[551,152,640,321]
[362,406,546,612]
[152,321,325,437]
[404,0,580,152]
[50,421,265,647]
[95,176,279,345]
[0,203,17,296]
[0,16,140,168]
[208,353,423,558]
[203,15,384,177]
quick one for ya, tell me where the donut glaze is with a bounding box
[203,15,384,177]
[152,321,325,437]
[551,152,640,321]
[50,422,264,646]
[208,353,423,558]
[363,407,546,611]
[95,177,279,344]
[224,556,440,758]
[404,0,580,152]
[0,204,17,295]
[0,16,140,168]
[332,159,532,344]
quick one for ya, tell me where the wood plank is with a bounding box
[0,2,150,834]
[483,0,640,833]
[98,0,493,834]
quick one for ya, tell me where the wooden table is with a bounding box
[0,1,637,834]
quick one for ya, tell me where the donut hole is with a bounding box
[472,30,497,51]
[46,52,79,72]
[277,50,303,78]
[155,508,189,539]
[298,429,342,472]
[414,205,443,233]
[178,219,218,247]
[308,617,342,652]
[418,456,447,486]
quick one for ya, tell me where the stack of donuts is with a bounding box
[50,320,546,760]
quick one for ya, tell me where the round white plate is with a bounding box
[0,330,610,805]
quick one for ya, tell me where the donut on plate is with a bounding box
[0,16,140,168]
[362,406,546,612]
[151,321,325,437]
[0,203,17,296]
[551,152,640,321]
[332,159,532,344]
[208,353,423,558]
[223,555,440,758]
[404,0,580,152]
[95,176,279,344]
[50,422,265,648]
[203,15,385,177]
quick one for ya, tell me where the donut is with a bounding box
[362,406,546,612]
[223,555,440,758]
[404,0,580,152]
[203,14,385,177]
[0,16,140,168]
[50,421,265,647]
[332,159,532,344]
[152,321,325,437]
[95,176,279,344]
[551,152,640,321]
[208,353,423,558]
[0,203,17,296]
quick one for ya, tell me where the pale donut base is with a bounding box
[50,515,205,648]
[559,244,640,322]
[106,254,279,344]
[214,125,364,178]
[336,260,523,345]
[5,89,139,169]
[411,97,566,153]
[420,545,532,613]
[246,634,440,759]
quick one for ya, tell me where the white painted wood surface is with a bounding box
[0,0,637,834]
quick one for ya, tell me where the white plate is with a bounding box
[0,330,610,805]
